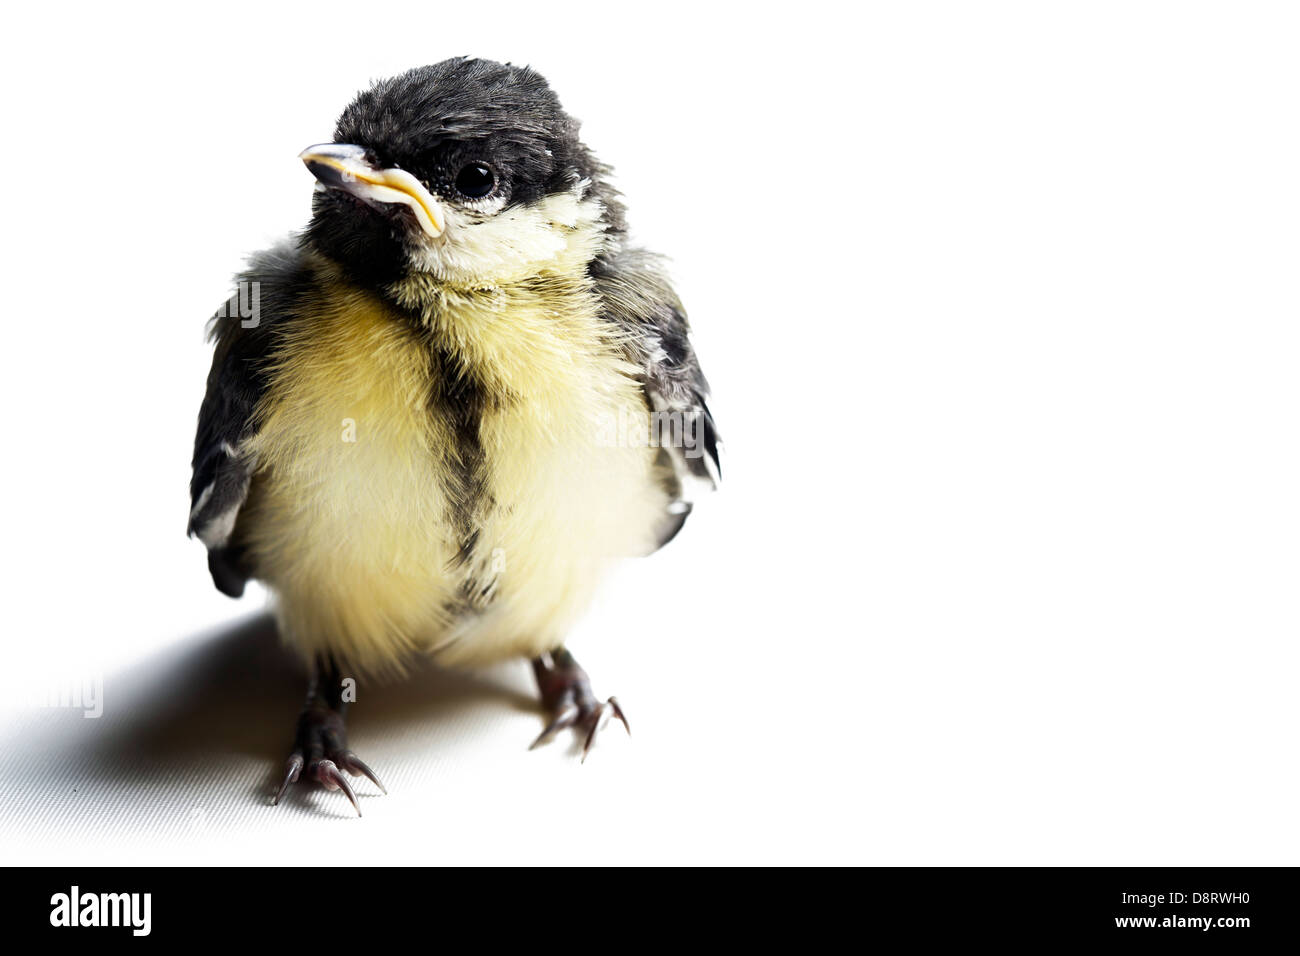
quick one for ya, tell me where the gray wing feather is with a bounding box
[189,241,307,596]
[592,249,721,550]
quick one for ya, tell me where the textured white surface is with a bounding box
[0,541,871,866]
[4,1,1300,865]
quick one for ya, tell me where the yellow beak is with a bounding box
[299,143,445,239]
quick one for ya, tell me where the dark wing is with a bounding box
[188,242,307,596]
[592,248,721,551]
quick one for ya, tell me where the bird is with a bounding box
[187,57,719,815]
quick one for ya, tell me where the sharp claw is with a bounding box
[607,696,631,737]
[580,713,601,763]
[272,753,304,806]
[579,698,631,763]
[338,751,388,795]
[315,759,362,817]
[530,703,580,750]
[580,703,610,763]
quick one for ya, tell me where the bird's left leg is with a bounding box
[272,653,386,816]
[530,646,630,760]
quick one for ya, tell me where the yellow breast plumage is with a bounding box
[237,254,664,674]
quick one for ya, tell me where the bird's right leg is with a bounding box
[272,653,386,816]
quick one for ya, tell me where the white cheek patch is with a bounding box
[458,193,509,218]
[405,186,606,285]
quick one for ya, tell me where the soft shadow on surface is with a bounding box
[1,613,541,825]
[111,613,539,761]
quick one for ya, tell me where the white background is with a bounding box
[1,1,1297,865]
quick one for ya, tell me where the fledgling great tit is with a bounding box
[188,57,720,814]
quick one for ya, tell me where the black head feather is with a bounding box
[304,57,624,287]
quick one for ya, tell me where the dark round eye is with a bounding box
[454,162,495,199]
